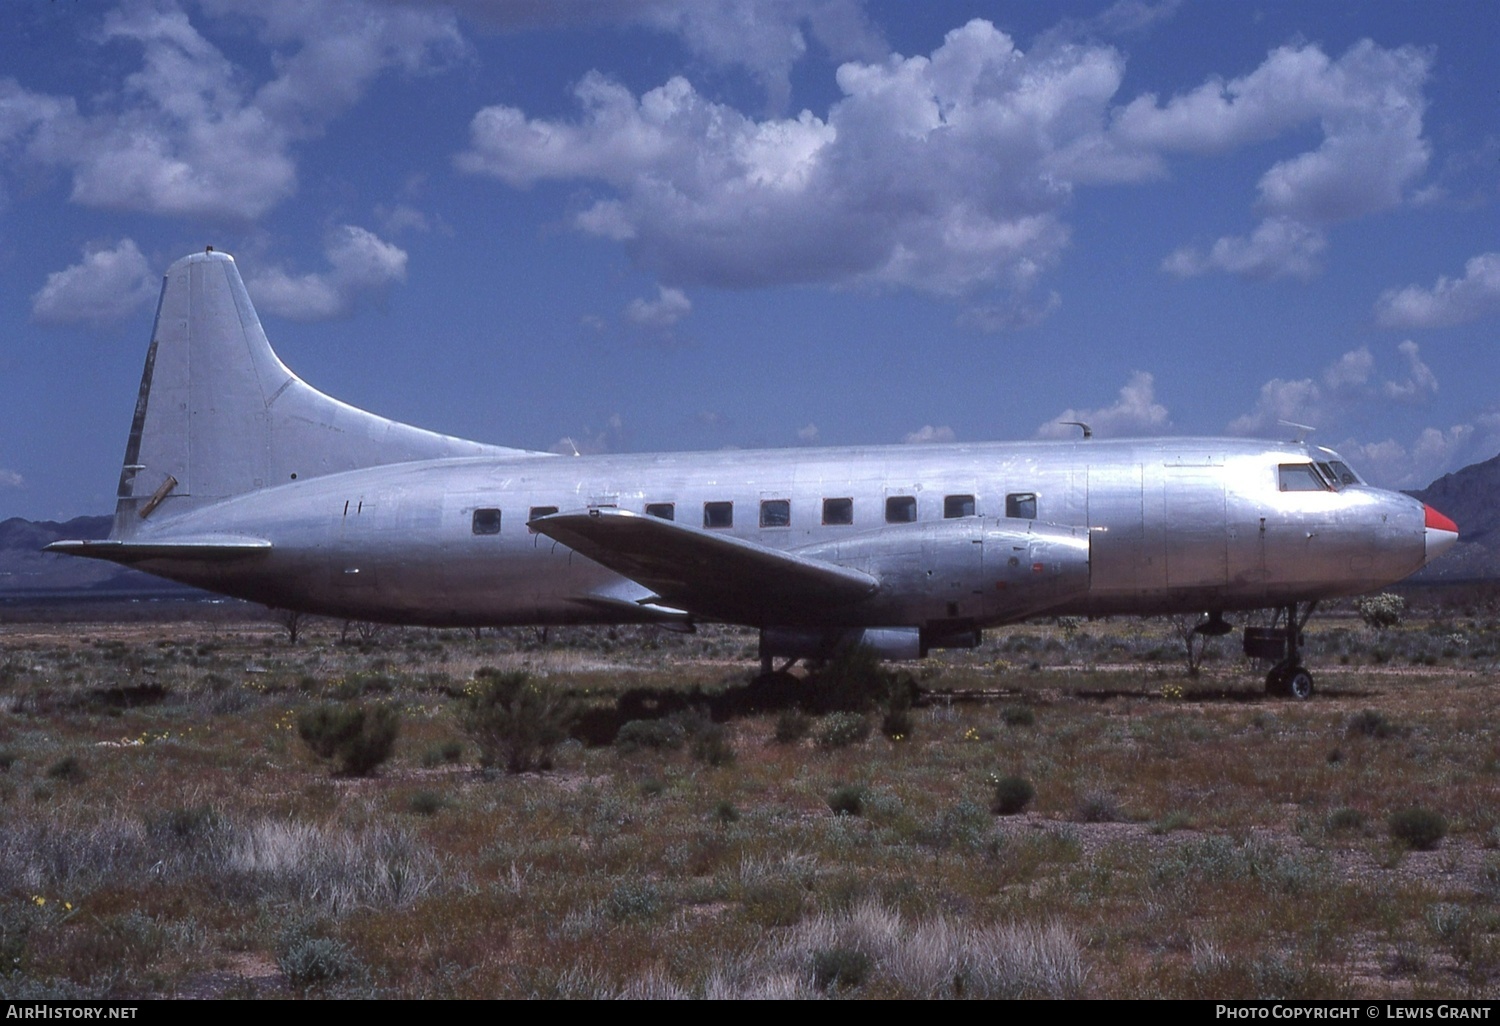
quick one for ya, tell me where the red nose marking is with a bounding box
[1425,505,1458,534]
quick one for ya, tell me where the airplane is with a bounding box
[48,249,1459,700]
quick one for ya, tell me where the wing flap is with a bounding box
[531,508,877,623]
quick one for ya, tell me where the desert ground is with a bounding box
[0,598,1497,999]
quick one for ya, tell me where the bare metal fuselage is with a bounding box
[118,438,1427,629]
[48,250,1453,663]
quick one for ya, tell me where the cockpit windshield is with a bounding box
[1314,447,1364,486]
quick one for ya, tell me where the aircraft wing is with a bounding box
[530,508,877,623]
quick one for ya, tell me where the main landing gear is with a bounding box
[1261,602,1317,700]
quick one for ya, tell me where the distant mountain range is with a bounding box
[1406,452,1500,581]
[0,515,201,599]
[2,453,1494,599]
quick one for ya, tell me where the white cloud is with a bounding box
[624,285,692,329]
[458,19,1126,322]
[1341,425,1475,489]
[903,425,956,445]
[31,239,158,328]
[0,468,24,489]
[1374,252,1500,329]
[246,225,407,321]
[3,1,461,220]
[1037,371,1168,438]
[796,423,820,445]
[1162,217,1327,281]
[458,24,1431,316]
[1383,340,1438,403]
[1229,342,1440,436]
[1120,40,1430,281]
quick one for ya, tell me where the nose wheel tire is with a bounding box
[1266,665,1314,699]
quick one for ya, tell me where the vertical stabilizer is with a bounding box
[114,250,540,537]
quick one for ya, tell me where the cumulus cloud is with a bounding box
[1228,342,1439,436]
[1341,425,1477,489]
[1374,252,1500,329]
[1162,217,1326,281]
[903,425,956,445]
[31,239,158,328]
[246,225,407,321]
[1383,340,1438,403]
[0,468,24,489]
[458,19,1126,323]
[1118,39,1430,281]
[1037,371,1168,438]
[457,22,1431,319]
[2,0,461,220]
[624,285,692,329]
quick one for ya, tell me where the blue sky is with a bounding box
[1,0,1496,521]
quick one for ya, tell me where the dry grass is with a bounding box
[0,607,1498,997]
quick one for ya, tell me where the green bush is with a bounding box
[828,785,866,817]
[808,645,889,713]
[1355,593,1405,630]
[880,707,913,740]
[1389,807,1447,850]
[817,712,871,749]
[44,755,85,783]
[1346,709,1402,739]
[460,670,575,773]
[408,790,445,816]
[277,930,360,989]
[1326,807,1366,832]
[990,775,1035,815]
[614,718,685,753]
[297,702,399,776]
[812,946,871,991]
[1002,705,1036,727]
[773,708,813,744]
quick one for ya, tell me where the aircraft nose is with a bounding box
[1424,504,1459,564]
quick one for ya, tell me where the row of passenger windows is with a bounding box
[471,493,1038,535]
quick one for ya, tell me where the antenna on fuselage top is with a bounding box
[1279,420,1314,444]
[1061,421,1093,439]
[560,437,581,457]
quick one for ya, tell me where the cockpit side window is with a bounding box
[1314,462,1341,491]
[1278,464,1330,492]
[1328,461,1360,486]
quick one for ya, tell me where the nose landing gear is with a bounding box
[1259,602,1317,699]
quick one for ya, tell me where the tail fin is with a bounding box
[113,249,539,537]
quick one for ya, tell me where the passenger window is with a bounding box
[944,494,976,518]
[645,502,675,520]
[760,499,791,528]
[704,501,733,528]
[527,506,557,533]
[1278,464,1329,492]
[471,508,502,535]
[822,497,853,525]
[1006,493,1037,519]
[886,496,917,523]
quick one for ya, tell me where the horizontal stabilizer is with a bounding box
[530,508,877,623]
[45,537,272,566]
